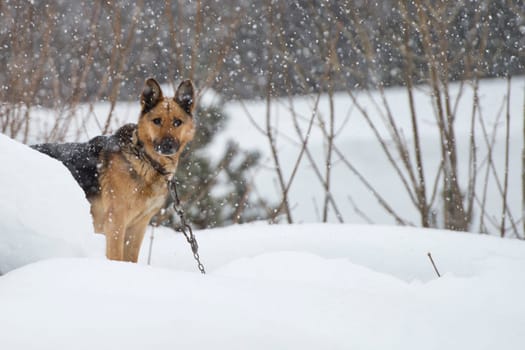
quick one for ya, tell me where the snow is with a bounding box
[0,134,99,274]
[1,224,525,349]
[2,78,525,349]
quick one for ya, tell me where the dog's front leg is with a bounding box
[103,210,127,261]
[123,216,150,263]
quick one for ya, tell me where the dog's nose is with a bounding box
[155,137,179,155]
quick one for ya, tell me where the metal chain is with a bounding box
[168,179,206,274]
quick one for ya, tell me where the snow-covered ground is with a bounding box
[0,134,97,273]
[2,224,525,350]
[1,129,525,349]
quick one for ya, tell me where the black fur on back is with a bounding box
[31,124,137,198]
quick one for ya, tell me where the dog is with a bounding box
[32,78,196,262]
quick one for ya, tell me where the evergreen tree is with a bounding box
[154,102,272,230]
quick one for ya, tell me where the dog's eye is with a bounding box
[173,118,183,127]
[152,118,162,125]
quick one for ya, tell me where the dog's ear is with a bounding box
[174,80,195,115]
[141,78,163,113]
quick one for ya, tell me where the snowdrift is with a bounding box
[1,222,525,350]
[0,134,98,274]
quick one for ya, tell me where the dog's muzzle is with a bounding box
[154,137,179,156]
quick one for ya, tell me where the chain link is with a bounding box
[168,179,206,274]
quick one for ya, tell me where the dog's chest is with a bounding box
[130,179,167,210]
[99,154,169,214]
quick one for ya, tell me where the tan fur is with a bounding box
[89,79,195,262]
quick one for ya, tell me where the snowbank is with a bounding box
[0,134,98,274]
[1,223,524,350]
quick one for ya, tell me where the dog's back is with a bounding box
[31,124,138,198]
[32,137,107,197]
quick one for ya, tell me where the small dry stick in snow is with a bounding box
[427,252,441,278]
[147,225,156,266]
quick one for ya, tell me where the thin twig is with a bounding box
[500,76,511,237]
[147,225,156,265]
[348,195,373,224]
[522,81,525,236]
[272,93,322,222]
[265,1,292,223]
[427,252,441,278]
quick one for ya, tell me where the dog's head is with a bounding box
[137,78,196,167]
